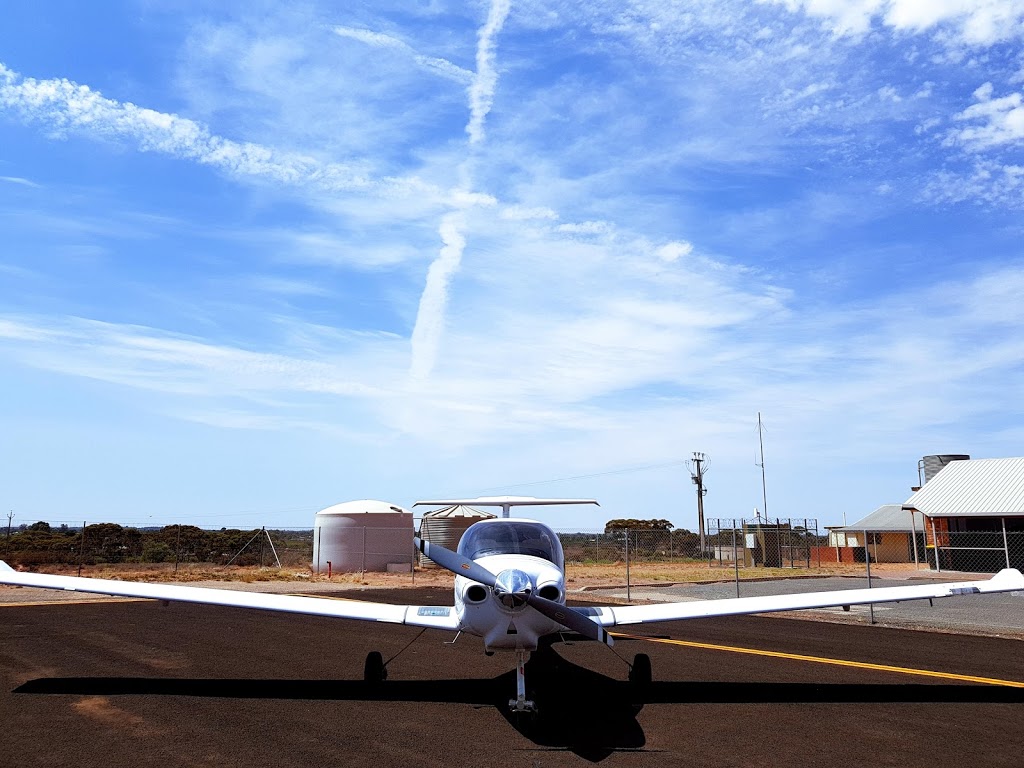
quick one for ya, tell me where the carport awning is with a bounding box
[838,504,924,532]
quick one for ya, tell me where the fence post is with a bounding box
[931,519,941,572]
[316,526,321,575]
[625,529,631,603]
[78,521,87,577]
[361,526,367,573]
[732,521,739,598]
[1002,517,1011,569]
[864,530,875,625]
[909,510,920,569]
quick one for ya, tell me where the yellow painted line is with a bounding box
[0,597,147,608]
[611,632,1024,688]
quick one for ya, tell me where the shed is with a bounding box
[831,505,927,563]
[903,456,1024,572]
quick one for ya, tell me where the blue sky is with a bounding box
[1,1,1023,532]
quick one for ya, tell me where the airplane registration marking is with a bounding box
[612,633,1024,688]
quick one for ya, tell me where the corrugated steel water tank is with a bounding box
[418,505,495,567]
[921,454,971,484]
[312,500,413,573]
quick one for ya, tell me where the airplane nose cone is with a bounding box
[494,569,533,609]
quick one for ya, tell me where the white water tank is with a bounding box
[312,500,413,573]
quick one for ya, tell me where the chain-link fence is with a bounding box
[705,518,823,569]
[312,526,415,575]
[923,529,1024,573]
[557,529,704,564]
[6,519,1022,580]
[2,522,314,571]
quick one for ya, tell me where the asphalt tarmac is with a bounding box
[591,575,1024,636]
[2,586,1024,767]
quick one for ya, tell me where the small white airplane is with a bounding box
[1,496,1022,713]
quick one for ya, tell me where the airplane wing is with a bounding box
[0,561,459,631]
[574,568,1024,627]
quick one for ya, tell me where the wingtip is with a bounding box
[0,561,13,572]
[992,568,1024,590]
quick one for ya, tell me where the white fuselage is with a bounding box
[454,553,566,651]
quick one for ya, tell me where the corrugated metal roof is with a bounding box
[903,457,1024,517]
[420,504,495,519]
[839,504,925,532]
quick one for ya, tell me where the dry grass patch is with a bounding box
[22,560,912,590]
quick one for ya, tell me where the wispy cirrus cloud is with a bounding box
[332,25,473,83]
[0,62,433,201]
[0,175,40,188]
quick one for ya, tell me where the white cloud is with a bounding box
[657,241,695,262]
[921,160,1024,206]
[0,315,392,400]
[331,25,473,83]
[409,211,466,382]
[499,205,559,221]
[466,0,511,145]
[556,220,613,236]
[762,0,1024,45]
[947,83,1024,150]
[0,175,40,188]
[0,62,435,201]
[409,0,513,381]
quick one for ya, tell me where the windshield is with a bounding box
[458,521,564,568]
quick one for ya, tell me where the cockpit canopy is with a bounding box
[457,520,564,569]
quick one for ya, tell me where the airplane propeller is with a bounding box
[415,537,613,647]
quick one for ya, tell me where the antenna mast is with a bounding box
[757,412,768,520]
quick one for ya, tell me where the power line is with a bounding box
[473,460,687,493]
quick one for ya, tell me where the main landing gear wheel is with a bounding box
[629,653,652,686]
[364,651,387,683]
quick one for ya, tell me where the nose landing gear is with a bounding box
[510,649,536,712]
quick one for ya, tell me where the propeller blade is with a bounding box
[415,537,497,588]
[526,593,614,646]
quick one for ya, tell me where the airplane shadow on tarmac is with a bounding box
[15,646,1024,764]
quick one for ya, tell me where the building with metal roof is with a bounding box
[902,456,1024,573]
[828,505,927,564]
[839,504,926,533]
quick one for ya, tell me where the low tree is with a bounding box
[604,518,674,533]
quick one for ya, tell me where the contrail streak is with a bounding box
[409,0,511,382]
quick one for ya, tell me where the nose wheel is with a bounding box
[364,651,387,683]
[509,650,536,712]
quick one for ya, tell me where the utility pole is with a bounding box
[5,510,13,558]
[688,453,709,554]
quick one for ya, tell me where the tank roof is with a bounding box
[316,499,409,516]
[421,504,496,519]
